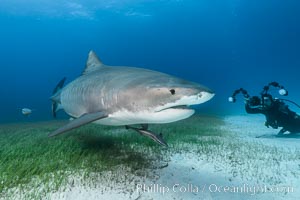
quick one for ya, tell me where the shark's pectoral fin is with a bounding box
[48,111,108,137]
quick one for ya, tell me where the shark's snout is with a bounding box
[198,91,215,103]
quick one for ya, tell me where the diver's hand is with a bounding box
[264,121,269,128]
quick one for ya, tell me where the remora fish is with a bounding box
[49,51,214,146]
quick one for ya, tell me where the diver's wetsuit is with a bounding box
[245,99,300,134]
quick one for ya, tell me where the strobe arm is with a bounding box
[228,88,250,103]
[261,82,288,96]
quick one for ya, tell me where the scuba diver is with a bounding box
[228,82,300,136]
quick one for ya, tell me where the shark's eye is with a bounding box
[170,89,176,95]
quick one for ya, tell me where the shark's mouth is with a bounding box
[154,92,215,113]
[156,105,190,112]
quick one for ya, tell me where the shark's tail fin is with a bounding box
[51,77,66,118]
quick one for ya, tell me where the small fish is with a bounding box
[22,108,32,116]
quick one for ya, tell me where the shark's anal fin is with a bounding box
[49,111,108,137]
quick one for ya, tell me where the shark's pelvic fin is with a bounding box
[82,50,105,75]
[51,77,66,118]
[48,111,108,137]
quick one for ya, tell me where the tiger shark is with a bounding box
[49,51,215,146]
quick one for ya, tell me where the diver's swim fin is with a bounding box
[49,111,108,137]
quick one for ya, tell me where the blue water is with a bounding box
[1,0,300,123]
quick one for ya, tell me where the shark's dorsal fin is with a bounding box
[82,50,105,75]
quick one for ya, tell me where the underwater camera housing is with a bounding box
[248,96,261,106]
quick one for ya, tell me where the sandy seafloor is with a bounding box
[1,115,300,200]
[47,115,300,200]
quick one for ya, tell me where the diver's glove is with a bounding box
[264,121,269,128]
